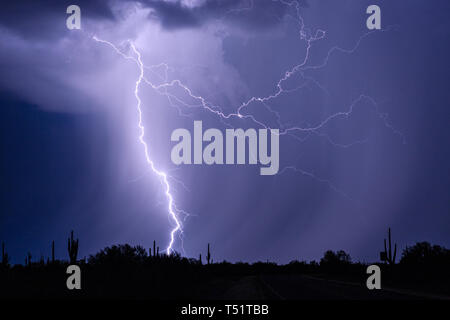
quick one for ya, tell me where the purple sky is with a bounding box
[1,0,449,264]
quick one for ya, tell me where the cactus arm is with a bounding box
[393,243,397,263]
[67,231,79,264]
[388,228,392,262]
[207,243,211,265]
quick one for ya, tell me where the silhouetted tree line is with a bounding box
[1,229,450,298]
[400,242,450,267]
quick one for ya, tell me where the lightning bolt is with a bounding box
[130,43,181,256]
[93,36,182,255]
[91,0,403,256]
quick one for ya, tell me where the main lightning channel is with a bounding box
[130,43,181,255]
[93,36,181,255]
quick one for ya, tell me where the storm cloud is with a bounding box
[1,1,449,265]
[140,0,293,30]
[0,0,295,39]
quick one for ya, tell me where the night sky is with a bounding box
[1,0,449,265]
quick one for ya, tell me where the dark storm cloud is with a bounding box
[3,0,449,266]
[138,0,294,30]
[0,0,300,39]
[0,0,114,39]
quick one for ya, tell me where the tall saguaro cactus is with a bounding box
[382,227,397,265]
[1,242,9,266]
[26,252,32,267]
[68,230,79,264]
[206,243,211,265]
[51,240,55,263]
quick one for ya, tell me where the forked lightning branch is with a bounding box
[83,1,389,254]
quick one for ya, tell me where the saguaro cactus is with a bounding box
[68,230,79,264]
[26,252,32,267]
[206,243,211,265]
[381,227,397,265]
[1,242,9,266]
[153,240,156,257]
[51,240,55,263]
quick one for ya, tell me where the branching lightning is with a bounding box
[93,36,182,255]
[92,0,403,255]
[130,43,181,255]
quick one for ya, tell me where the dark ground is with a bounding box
[1,242,449,300]
[1,264,449,300]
